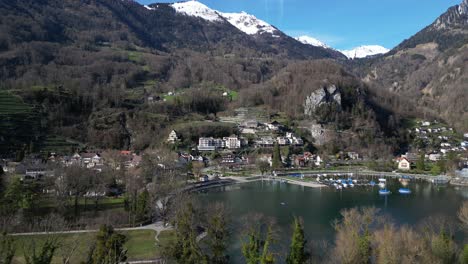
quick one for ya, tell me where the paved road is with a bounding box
[10,221,173,238]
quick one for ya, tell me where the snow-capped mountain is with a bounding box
[169,0,279,36]
[171,0,222,22]
[340,45,390,59]
[295,36,329,49]
[221,12,278,36]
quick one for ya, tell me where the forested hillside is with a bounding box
[351,0,468,131]
[0,0,465,157]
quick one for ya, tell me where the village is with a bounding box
[1,117,468,189]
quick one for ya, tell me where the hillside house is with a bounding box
[266,121,282,131]
[167,130,179,144]
[398,158,411,171]
[81,153,102,168]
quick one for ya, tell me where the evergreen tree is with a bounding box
[166,202,206,264]
[431,231,456,264]
[136,189,149,221]
[241,226,275,264]
[207,205,229,264]
[357,230,371,264]
[272,143,282,169]
[416,153,425,171]
[0,232,14,264]
[91,225,127,264]
[286,218,309,264]
[24,240,57,264]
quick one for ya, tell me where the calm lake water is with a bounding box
[196,179,467,263]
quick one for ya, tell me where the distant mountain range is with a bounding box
[166,0,389,59]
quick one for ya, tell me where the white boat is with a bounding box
[349,183,355,187]
[378,182,386,188]
[335,185,342,190]
[342,183,348,188]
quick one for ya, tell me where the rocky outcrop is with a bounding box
[304,85,342,116]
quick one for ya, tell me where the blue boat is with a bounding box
[379,189,391,195]
[399,188,411,194]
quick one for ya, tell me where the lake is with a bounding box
[196,178,467,262]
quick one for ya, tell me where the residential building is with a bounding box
[277,137,290,146]
[315,156,323,166]
[255,137,275,148]
[221,155,236,164]
[398,158,411,171]
[347,152,360,160]
[428,153,442,161]
[266,121,282,131]
[81,153,102,168]
[199,175,209,182]
[224,136,241,149]
[198,137,224,151]
[167,130,179,144]
[125,154,142,168]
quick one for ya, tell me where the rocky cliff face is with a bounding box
[304,85,342,116]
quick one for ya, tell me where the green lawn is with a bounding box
[11,229,165,263]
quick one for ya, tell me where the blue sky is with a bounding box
[137,0,461,50]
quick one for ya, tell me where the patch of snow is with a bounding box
[144,5,155,10]
[171,0,223,22]
[295,35,329,49]
[339,45,390,59]
[220,11,278,36]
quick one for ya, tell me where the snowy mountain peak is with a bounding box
[340,45,390,59]
[221,12,278,36]
[171,0,223,22]
[170,1,278,36]
[295,36,329,49]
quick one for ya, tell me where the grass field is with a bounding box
[11,229,174,263]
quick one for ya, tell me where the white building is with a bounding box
[277,137,290,146]
[422,121,431,127]
[224,137,241,149]
[315,156,323,166]
[198,137,225,151]
[428,153,442,161]
[266,121,281,131]
[167,130,179,144]
[398,158,411,171]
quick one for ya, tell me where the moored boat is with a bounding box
[379,189,391,195]
[399,188,411,194]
